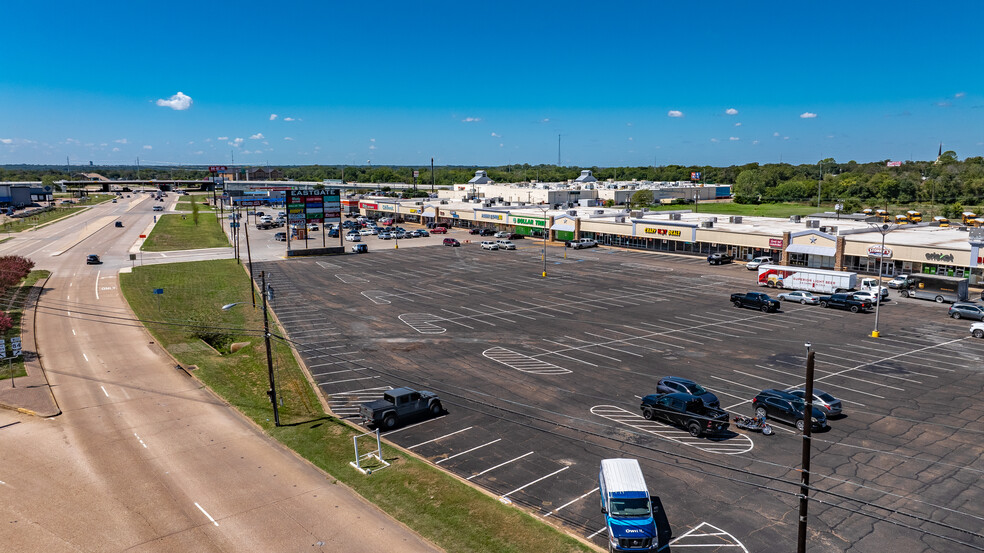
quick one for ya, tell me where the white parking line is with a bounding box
[407,427,473,450]
[380,414,445,436]
[435,439,501,464]
[319,376,379,386]
[543,487,599,518]
[588,526,608,539]
[467,451,535,480]
[815,337,969,385]
[100,386,109,397]
[194,502,219,526]
[755,364,892,396]
[500,466,569,500]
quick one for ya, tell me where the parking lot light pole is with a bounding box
[797,342,816,553]
[869,223,895,338]
[536,205,548,277]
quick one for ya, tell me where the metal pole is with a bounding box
[244,213,255,308]
[431,157,435,192]
[261,271,280,427]
[872,227,887,337]
[797,343,816,553]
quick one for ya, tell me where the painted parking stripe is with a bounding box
[500,466,569,500]
[399,313,449,334]
[484,346,572,375]
[543,487,599,518]
[407,427,473,450]
[467,451,535,480]
[435,439,501,464]
[591,405,753,455]
[754,364,891,397]
[670,522,748,551]
[335,274,369,284]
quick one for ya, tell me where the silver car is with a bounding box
[777,291,819,305]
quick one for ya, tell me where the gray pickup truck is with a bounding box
[359,387,443,429]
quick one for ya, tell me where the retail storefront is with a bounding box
[508,215,547,237]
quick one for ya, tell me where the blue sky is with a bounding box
[2,1,983,168]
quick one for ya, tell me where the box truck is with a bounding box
[757,265,857,294]
[599,459,672,552]
[898,274,969,303]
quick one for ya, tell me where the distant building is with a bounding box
[468,170,492,185]
[77,172,110,182]
[574,170,597,183]
[245,167,284,181]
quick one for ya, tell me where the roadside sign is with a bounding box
[230,222,240,228]
[413,170,419,178]
[0,340,6,358]
[10,337,21,356]
[152,289,164,295]
[129,253,137,261]
[209,166,228,173]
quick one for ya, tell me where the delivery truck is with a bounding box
[898,274,969,303]
[758,265,857,294]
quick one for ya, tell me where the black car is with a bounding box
[86,254,101,265]
[707,252,735,265]
[947,302,984,321]
[656,377,720,408]
[751,389,828,431]
[115,221,123,228]
[478,228,495,236]
[468,228,482,235]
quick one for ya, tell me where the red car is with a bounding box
[431,226,448,234]
[443,238,460,247]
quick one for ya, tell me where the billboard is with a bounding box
[691,171,701,181]
[286,188,341,224]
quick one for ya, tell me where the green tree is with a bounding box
[191,201,200,226]
[629,190,654,208]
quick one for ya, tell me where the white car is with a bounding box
[494,231,511,238]
[972,322,984,339]
[777,291,819,305]
[496,240,516,250]
[851,291,879,303]
[481,241,499,250]
[359,228,374,236]
[344,233,361,242]
[746,256,774,270]
[887,274,909,289]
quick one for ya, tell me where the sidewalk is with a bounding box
[0,279,60,417]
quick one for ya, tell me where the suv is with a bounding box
[751,389,828,431]
[948,302,984,321]
[86,254,102,265]
[481,240,499,250]
[656,376,719,408]
[746,256,773,270]
[496,240,516,250]
[707,252,734,265]
[443,238,460,247]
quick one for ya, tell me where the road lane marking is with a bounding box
[467,451,535,480]
[500,466,569,500]
[194,502,219,526]
[100,386,109,397]
[435,439,501,464]
[407,427,473,450]
[72,329,76,336]
[543,487,599,518]
[83,353,89,362]
[95,270,101,300]
[134,433,147,448]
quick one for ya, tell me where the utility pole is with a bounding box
[797,343,816,553]
[431,157,435,192]
[261,271,280,427]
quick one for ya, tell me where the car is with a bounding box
[948,302,984,321]
[431,226,448,234]
[707,252,735,265]
[655,377,719,408]
[481,241,499,250]
[507,233,525,240]
[850,291,878,303]
[393,231,407,239]
[788,389,843,417]
[777,291,820,305]
[359,228,374,236]
[114,221,123,228]
[256,211,265,217]
[494,231,511,238]
[972,322,984,339]
[468,228,482,235]
[351,243,368,253]
[496,240,516,250]
[731,292,781,312]
[111,199,117,203]
[751,389,828,431]
[273,232,287,241]
[86,254,101,265]
[478,228,495,237]
[413,229,429,237]
[377,232,392,240]
[639,393,730,437]
[746,256,773,270]
[152,205,164,211]
[887,274,909,289]
[344,233,361,242]
[443,238,460,247]
[307,224,319,231]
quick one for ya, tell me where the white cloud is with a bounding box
[626,122,633,126]
[250,133,265,139]
[155,91,193,111]
[114,138,128,144]
[726,108,738,115]
[229,138,244,147]
[66,138,79,144]
[0,138,12,144]
[370,138,375,142]
[628,137,633,141]
[194,150,204,155]
[491,132,500,137]
[499,143,504,147]
[710,138,719,143]
[955,92,966,98]
[262,141,269,145]
[284,117,296,121]
[667,110,684,118]
[369,145,377,150]
[269,113,278,120]
[540,118,550,123]
[773,132,780,137]
[462,117,481,122]
[112,147,120,152]
[783,136,790,140]
[218,136,228,141]
[187,141,194,145]
[283,137,294,141]
[800,112,818,119]
[752,140,760,145]
[143,145,153,150]
[735,122,742,127]
[729,137,740,141]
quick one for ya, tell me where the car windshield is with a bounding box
[689,383,708,395]
[817,392,837,402]
[609,497,651,517]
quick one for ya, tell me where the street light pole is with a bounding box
[870,223,895,338]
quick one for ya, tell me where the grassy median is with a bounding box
[141,213,229,251]
[119,259,593,553]
[0,270,51,382]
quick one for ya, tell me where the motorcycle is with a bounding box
[733,414,774,435]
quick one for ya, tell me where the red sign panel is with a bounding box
[209,165,228,172]
[361,202,378,210]
[769,238,784,248]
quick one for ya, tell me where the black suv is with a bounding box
[707,252,735,265]
[751,389,828,431]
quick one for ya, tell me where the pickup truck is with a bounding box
[707,252,735,265]
[359,387,443,429]
[567,238,598,249]
[818,293,872,313]
[731,292,781,312]
[255,220,282,230]
[640,393,731,437]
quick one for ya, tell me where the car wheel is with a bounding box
[430,401,443,415]
[901,290,910,298]
[820,301,828,308]
[973,329,984,339]
[642,407,655,420]
[935,295,945,303]
[734,301,742,308]
[776,281,784,289]
[383,414,397,429]
[796,419,805,432]
[952,312,961,319]
[760,305,770,313]
[754,406,767,418]
[850,305,860,313]
[687,421,702,438]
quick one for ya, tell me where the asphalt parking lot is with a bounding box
[255,244,984,553]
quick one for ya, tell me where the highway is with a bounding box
[0,194,439,552]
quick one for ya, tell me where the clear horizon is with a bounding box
[2,1,982,168]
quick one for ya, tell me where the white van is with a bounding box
[599,459,671,552]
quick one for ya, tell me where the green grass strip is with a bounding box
[0,270,51,381]
[141,213,229,251]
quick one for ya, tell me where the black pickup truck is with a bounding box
[359,387,443,429]
[730,292,781,312]
[707,252,735,265]
[640,393,731,437]
[818,293,872,313]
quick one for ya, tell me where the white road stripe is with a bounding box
[500,466,569,499]
[100,386,109,397]
[543,487,599,517]
[194,502,219,526]
[407,427,473,449]
[435,439,501,464]
[467,451,535,480]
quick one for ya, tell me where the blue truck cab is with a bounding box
[599,458,672,552]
